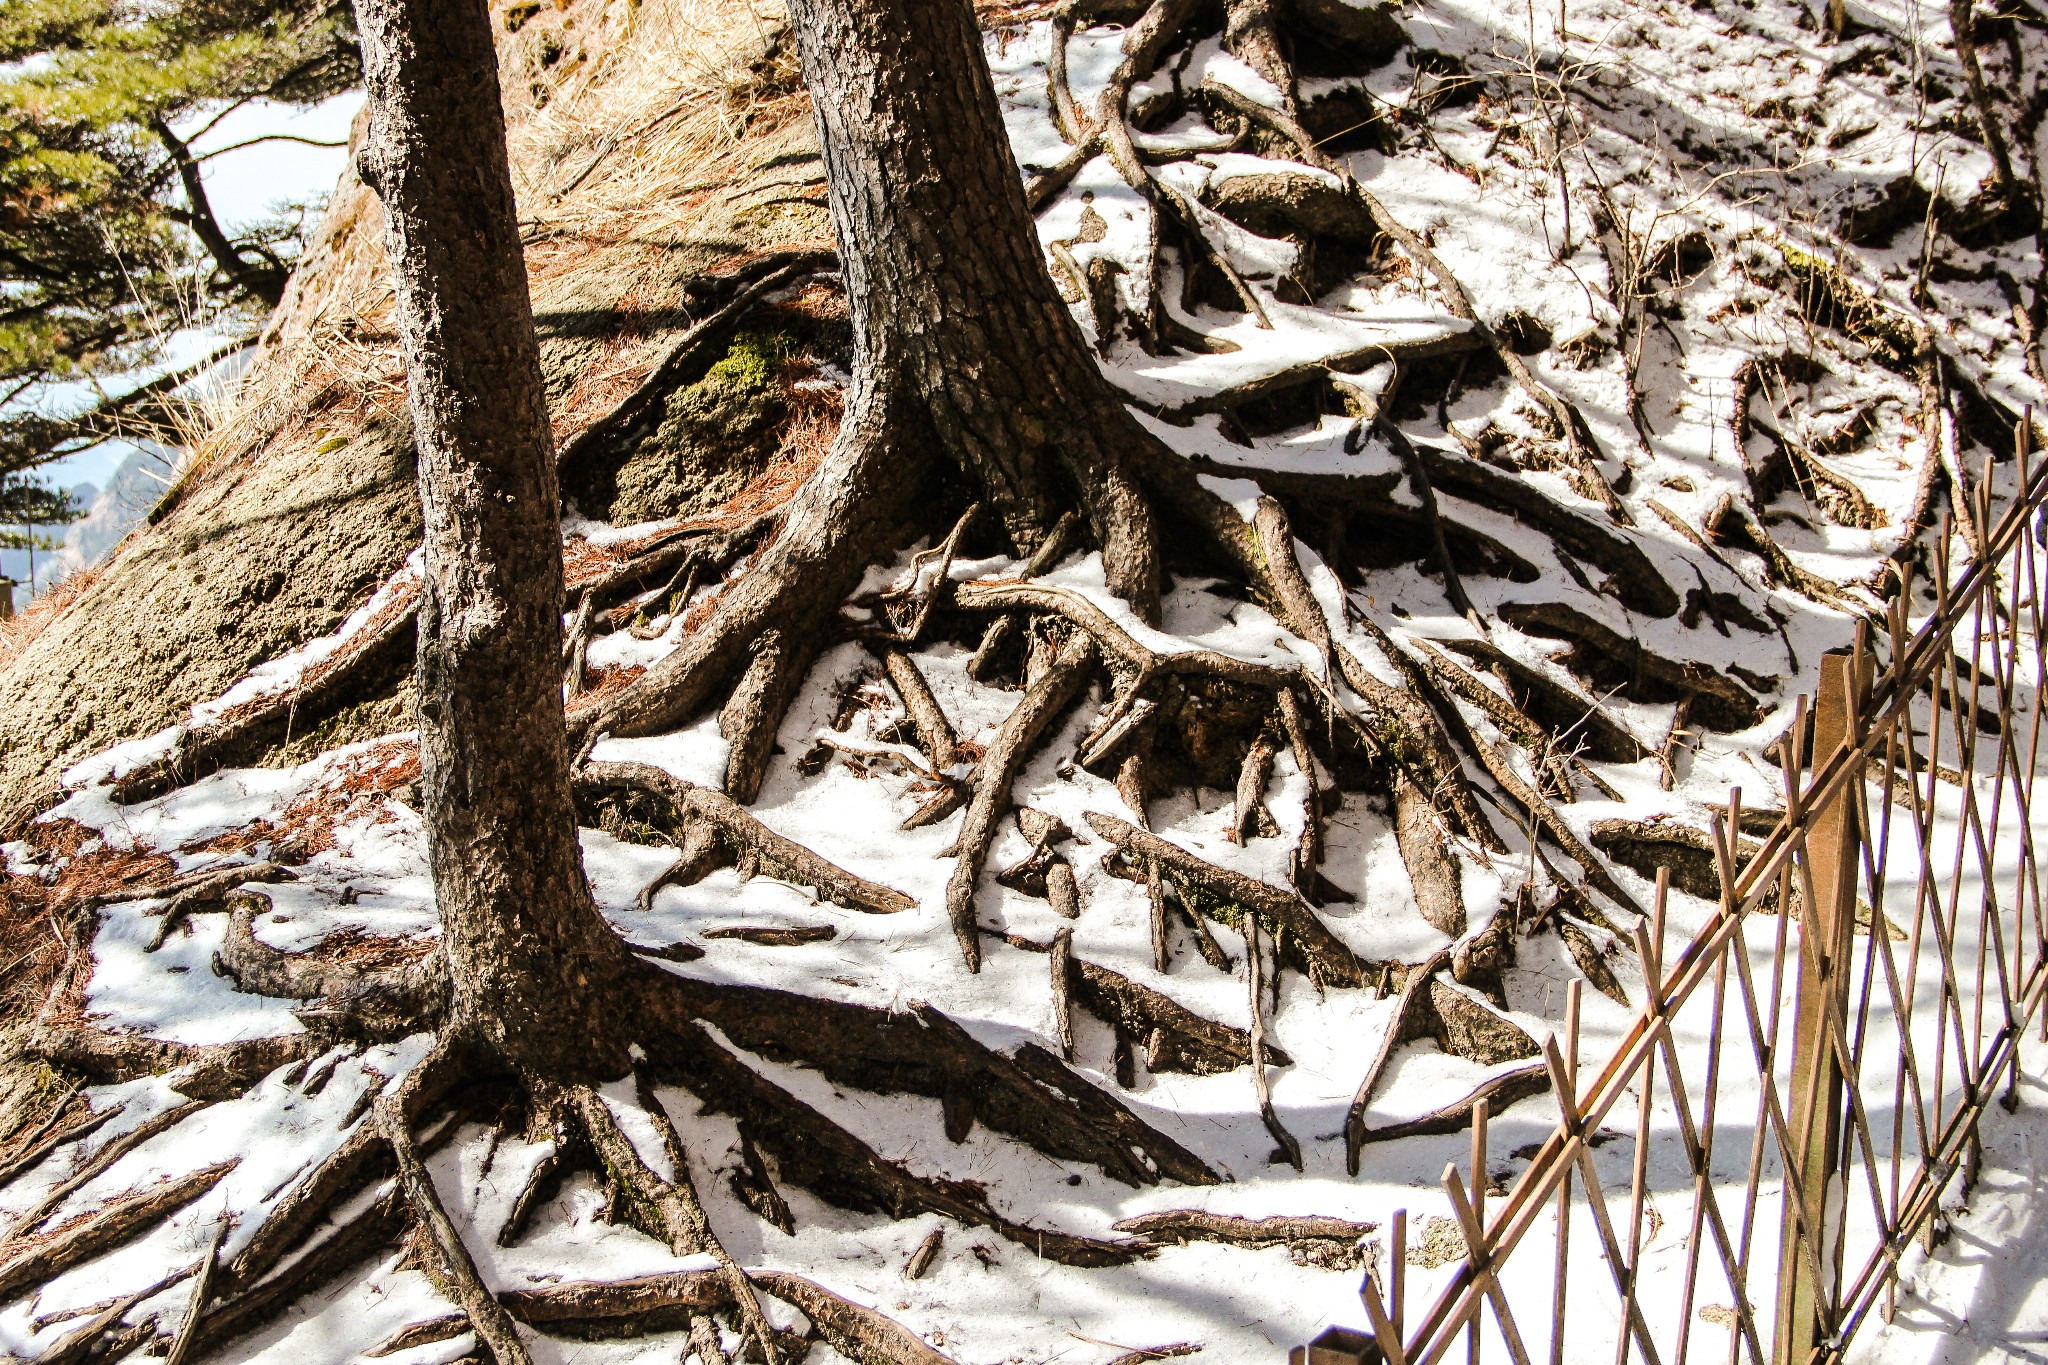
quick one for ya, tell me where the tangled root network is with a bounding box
[1,0,2042,1357]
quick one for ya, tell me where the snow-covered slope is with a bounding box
[0,0,2042,1359]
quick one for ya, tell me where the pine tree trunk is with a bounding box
[788,0,1163,615]
[355,0,633,1079]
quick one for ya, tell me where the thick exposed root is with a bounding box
[754,1269,961,1365]
[369,1271,732,1354]
[565,1082,781,1362]
[636,966,1218,1188]
[576,760,915,913]
[1414,643,1602,799]
[1392,775,1467,937]
[1112,1210,1378,1269]
[570,403,925,748]
[225,1047,465,1291]
[644,1015,1151,1267]
[720,628,818,804]
[372,1268,957,1364]
[216,892,447,1039]
[0,1160,234,1302]
[0,1095,114,1189]
[377,1096,534,1365]
[1498,599,1765,732]
[877,646,962,770]
[947,628,1098,969]
[6,1099,208,1236]
[1435,637,1649,765]
[1342,954,1547,1169]
[108,587,418,806]
[1348,1063,1550,1147]
[28,1020,318,1102]
[145,861,296,951]
[950,580,1291,688]
[1343,948,1449,1174]
[1083,811,1369,988]
[995,929,1286,1073]
[200,1184,409,1356]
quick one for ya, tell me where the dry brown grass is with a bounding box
[0,820,182,1033]
[568,663,647,713]
[183,735,421,862]
[0,563,111,675]
[304,926,436,972]
[508,0,810,243]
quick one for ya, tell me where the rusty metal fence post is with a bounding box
[1773,646,1869,1365]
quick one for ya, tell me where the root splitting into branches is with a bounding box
[12,0,1998,1351]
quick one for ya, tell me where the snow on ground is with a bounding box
[1850,1062,2048,1365]
[4,0,2046,1356]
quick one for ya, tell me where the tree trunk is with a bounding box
[354,0,634,1079]
[787,0,1163,616]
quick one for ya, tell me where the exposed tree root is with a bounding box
[1244,914,1302,1169]
[948,629,1098,968]
[565,1082,781,1362]
[1083,812,1369,988]
[1498,600,1765,732]
[643,1015,1150,1266]
[0,1095,114,1189]
[108,587,420,806]
[28,1019,318,1101]
[33,1260,197,1365]
[1229,731,1281,845]
[1112,1210,1378,1269]
[368,1270,732,1354]
[371,1267,962,1364]
[1342,959,1541,1168]
[753,1270,961,1365]
[377,1093,535,1365]
[145,861,296,951]
[877,646,962,770]
[950,580,1291,688]
[0,1159,234,1302]
[1415,642,1583,799]
[1347,1062,1550,1147]
[638,970,1217,1187]
[1557,917,1631,1005]
[576,760,916,913]
[199,1183,409,1356]
[6,1099,208,1236]
[998,928,1287,1073]
[1343,946,1450,1175]
[1435,637,1649,765]
[217,892,448,1039]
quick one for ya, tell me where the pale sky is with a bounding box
[41,91,367,494]
[4,91,363,594]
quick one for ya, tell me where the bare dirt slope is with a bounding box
[0,0,820,821]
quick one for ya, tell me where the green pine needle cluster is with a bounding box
[0,0,360,522]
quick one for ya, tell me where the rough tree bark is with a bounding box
[788,0,1165,614]
[19,0,1950,1348]
[354,0,636,1079]
[573,0,1207,758]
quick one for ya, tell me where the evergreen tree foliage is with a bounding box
[0,0,360,519]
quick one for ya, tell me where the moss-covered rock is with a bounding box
[575,326,792,524]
